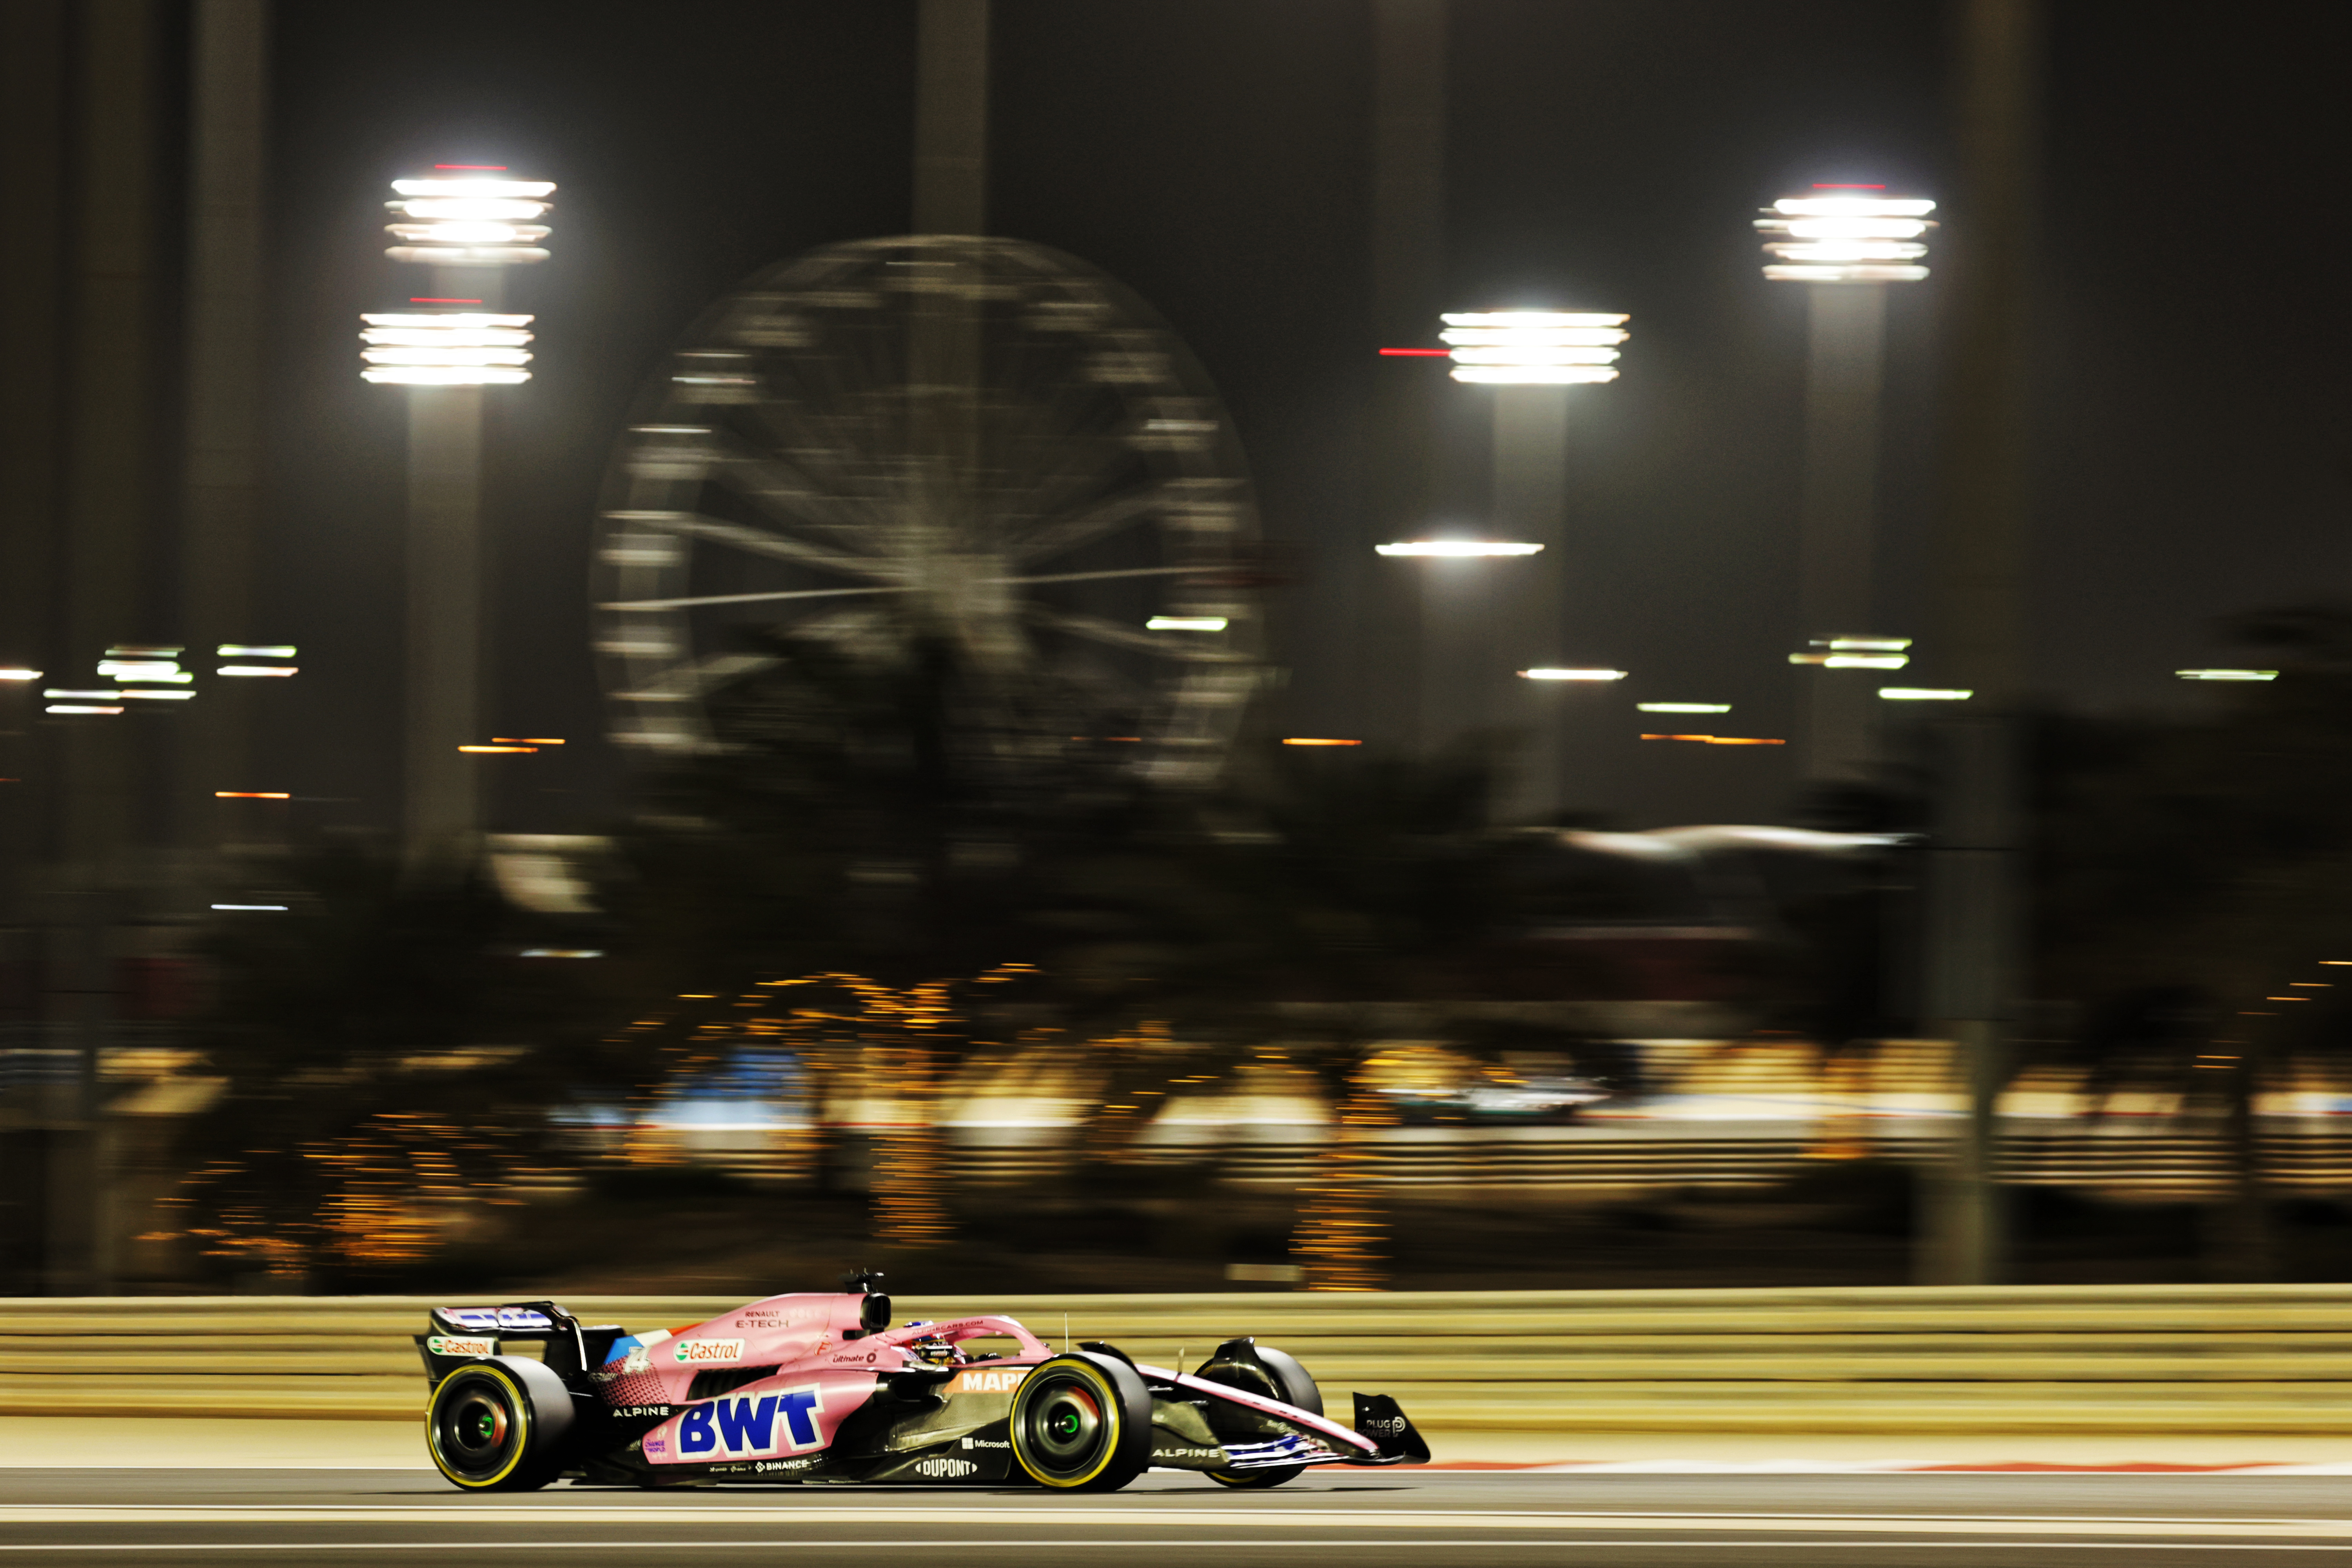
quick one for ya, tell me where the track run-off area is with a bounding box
[7,1471,2352,1566]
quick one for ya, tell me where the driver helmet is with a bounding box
[902,1323,958,1364]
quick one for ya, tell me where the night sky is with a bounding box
[251,1,2345,837]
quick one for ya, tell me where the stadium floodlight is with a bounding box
[1376,540,1542,557]
[1437,311,1628,384]
[1757,189,1936,283]
[1521,668,1627,681]
[361,312,535,386]
[385,171,553,265]
[1880,687,1973,701]
[2176,668,2278,681]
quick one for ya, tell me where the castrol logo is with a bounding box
[671,1338,745,1363]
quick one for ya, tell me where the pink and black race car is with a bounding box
[415,1273,1428,1492]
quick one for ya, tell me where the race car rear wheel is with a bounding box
[1200,1342,1322,1489]
[426,1357,575,1492]
[1009,1352,1151,1492]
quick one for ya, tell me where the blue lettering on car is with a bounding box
[677,1387,824,1457]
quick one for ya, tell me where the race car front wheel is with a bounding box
[1199,1342,1322,1489]
[1009,1352,1152,1492]
[426,1357,575,1492]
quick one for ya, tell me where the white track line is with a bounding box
[6,1507,2352,1540]
[1,1542,2350,1554]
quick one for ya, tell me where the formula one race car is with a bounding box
[415,1274,1429,1492]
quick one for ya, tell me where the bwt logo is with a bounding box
[679,1388,823,1457]
[671,1339,745,1364]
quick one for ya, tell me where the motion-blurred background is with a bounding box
[1,0,2346,1301]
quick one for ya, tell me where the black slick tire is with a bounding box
[1008,1352,1151,1492]
[426,1356,575,1492]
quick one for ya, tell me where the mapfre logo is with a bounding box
[678,1387,824,1458]
[425,1336,496,1357]
[671,1339,745,1364]
[951,1369,1026,1394]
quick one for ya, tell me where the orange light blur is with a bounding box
[494,737,566,745]
[1641,734,1786,746]
[1283,738,1362,747]
[458,744,536,753]
[214,791,290,799]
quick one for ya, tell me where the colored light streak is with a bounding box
[211,904,287,911]
[97,659,191,682]
[216,792,290,799]
[1282,738,1362,746]
[493,737,566,745]
[392,178,554,198]
[217,665,298,677]
[1637,702,1731,713]
[2177,668,2278,681]
[216,644,295,658]
[1450,365,1619,385]
[459,744,536,753]
[46,705,121,715]
[1376,541,1542,557]
[1378,347,1452,357]
[1641,734,1786,746]
[1146,616,1227,632]
[1521,668,1627,681]
[0,669,42,681]
[364,365,531,386]
[1775,195,1935,216]
[1880,687,1973,701]
[1790,652,1910,669]
[1764,264,1929,283]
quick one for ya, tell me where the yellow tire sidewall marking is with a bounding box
[1011,1360,1120,1489]
[428,1364,532,1490]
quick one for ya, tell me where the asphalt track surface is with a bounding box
[4,1470,2350,1565]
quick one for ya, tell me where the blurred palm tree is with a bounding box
[2033,604,2352,1277]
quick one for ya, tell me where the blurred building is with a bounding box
[0,0,271,1291]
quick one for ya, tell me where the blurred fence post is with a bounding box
[1367,0,1446,753]
[1917,0,2042,1286]
[913,0,989,236]
[177,0,271,879]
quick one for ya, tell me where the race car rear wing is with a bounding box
[416,1300,625,1384]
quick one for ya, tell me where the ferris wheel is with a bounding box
[589,235,1267,788]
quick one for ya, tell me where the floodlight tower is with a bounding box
[1757,187,1935,785]
[362,169,551,867]
[1389,310,1627,818]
